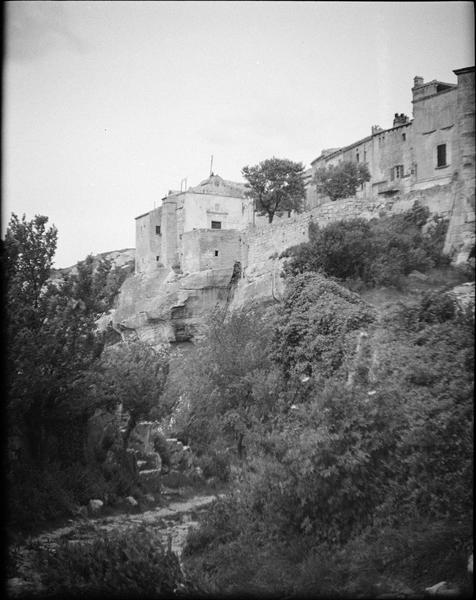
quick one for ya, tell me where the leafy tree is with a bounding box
[242,157,305,223]
[163,306,278,458]
[87,341,170,448]
[313,160,371,201]
[4,213,57,311]
[4,214,107,463]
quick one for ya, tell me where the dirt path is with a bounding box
[8,493,223,597]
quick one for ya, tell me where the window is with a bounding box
[155,225,161,235]
[437,144,447,167]
[402,133,406,141]
[211,221,222,229]
[356,153,360,162]
[156,256,160,261]
[392,165,404,179]
[214,250,219,257]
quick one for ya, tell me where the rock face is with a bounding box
[112,265,238,346]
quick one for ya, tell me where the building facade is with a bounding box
[306,67,475,207]
[136,67,474,275]
[135,174,254,273]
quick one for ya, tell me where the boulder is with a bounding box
[408,270,428,281]
[125,496,138,506]
[88,499,104,514]
[424,581,460,596]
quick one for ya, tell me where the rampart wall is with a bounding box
[241,182,471,276]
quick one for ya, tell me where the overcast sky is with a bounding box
[4,1,474,267]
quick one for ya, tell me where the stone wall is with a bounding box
[182,228,241,272]
[135,207,162,273]
[242,181,466,275]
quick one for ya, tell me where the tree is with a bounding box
[163,306,278,458]
[242,157,305,223]
[89,341,170,448]
[4,213,57,311]
[4,214,104,462]
[313,160,371,201]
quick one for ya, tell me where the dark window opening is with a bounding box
[356,153,360,162]
[393,165,404,179]
[155,225,161,235]
[156,256,160,261]
[214,250,219,257]
[402,133,406,141]
[437,144,447,167]
[211,221,222,229]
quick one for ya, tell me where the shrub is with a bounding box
[35,525,184,597]
[183,496,242,557]
[283,203,449,289]
[197,449,231,482]
[273,272,376,379]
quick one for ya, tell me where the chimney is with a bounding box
[413,76,424,87]
[393,113,410,127]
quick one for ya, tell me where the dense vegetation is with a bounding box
[4,213,163,531]
[5,204,474,597]
[174,204,473,596]
[179,277,473,597]
[281,202,451,287]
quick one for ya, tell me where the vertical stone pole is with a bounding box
[161,198,178,268]
[444,67,475,262]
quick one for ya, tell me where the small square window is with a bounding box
[214,250,219,257]
[211,221,222,229]
[155,226,161,235]
[437,144,447,167]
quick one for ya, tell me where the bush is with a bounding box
[283,203,450,289]
[35,525,184,597]
[197,449,231,482]
[273,272,376,379]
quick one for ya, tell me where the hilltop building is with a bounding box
[136,67,474,275]
[135,174,254,273]
[305,66,475,207]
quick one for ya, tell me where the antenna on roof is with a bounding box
[209,154,214,177]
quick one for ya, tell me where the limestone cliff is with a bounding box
[112,265,240,347]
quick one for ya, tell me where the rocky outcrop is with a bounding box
[112,265,239,347]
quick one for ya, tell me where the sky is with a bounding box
[3,1,474,268]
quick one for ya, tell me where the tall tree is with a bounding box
[242,157,305,223]
[4,214,104,462]
[313,160,371,201]
[5,213,57,312]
